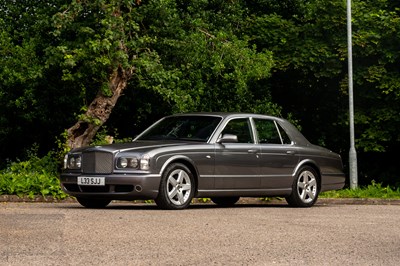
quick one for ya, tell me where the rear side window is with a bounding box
[276,123,292,144]
[254,119,292,145]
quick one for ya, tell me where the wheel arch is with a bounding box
[293,159,322,191]
[159,155,199,193]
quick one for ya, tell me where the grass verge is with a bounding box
[320,182,400,199]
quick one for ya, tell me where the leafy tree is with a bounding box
[245,0,400,185]
[0,0,75,165]
[245,0,348,149]
[137,0,276,114]
[350,0,400,152]
[248,0,400,152]
[2,0,399,187]
[45,0,164,148]
[1,0,277,155]
[48,0,277,148]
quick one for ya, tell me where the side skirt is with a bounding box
[196,188,292,198]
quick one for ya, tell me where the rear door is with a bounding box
[253,118,299,189]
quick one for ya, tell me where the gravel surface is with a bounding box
[1,201,399,265]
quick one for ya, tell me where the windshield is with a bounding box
[137,116,222,142]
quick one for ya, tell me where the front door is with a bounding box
[214,118,260,189]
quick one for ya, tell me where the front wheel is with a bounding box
[76,197,111,208]
[155,163,195,210]
[286,166,319,207]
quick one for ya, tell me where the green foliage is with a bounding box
[245,0,350,152]
[348,0,400,152]
[0,148,67,199]
[320,181,400,199]
[245,0,400,187]
[135,0,277,114]
[196,198,211,203]
[0,0,400,187]
[0,0,83,167]
[47,0,150,85]
[55,130,71,161]
[90,126,133,146]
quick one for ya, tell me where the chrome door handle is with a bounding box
[286,150,296,155]
[248,149,258,153]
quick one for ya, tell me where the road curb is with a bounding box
[316,198,400,205]
[1,195,399,205]
[238,198,400,206]
[0,195,75,203]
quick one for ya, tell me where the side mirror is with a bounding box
[217,134,238,144]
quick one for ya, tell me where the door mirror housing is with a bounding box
[217,134,238,144]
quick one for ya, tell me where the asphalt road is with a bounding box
[1,201,399,266]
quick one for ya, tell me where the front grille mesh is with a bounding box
[82,151,113,174]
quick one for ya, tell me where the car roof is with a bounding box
[170,112,280,120]
[168,112,310,145]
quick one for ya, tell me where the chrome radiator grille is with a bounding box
[82,152,113,174]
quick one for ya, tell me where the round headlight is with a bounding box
[128,158,138,168]
[118,158,128,168]
[75,156,82,168]
[68,157,75,168]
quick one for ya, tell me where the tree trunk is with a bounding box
[66,66,133,149]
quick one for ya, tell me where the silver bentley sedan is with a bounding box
[60,113,345,209]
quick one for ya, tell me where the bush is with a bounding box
[0,150,67,199]
[320,181,400,199]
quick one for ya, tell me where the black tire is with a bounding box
[211,197,240,207]
[155,163,195,210]
[286,166,319,207]
[76,197,111,208]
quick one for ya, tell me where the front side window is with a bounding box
[138,116,222,142]
[221,118,254,143]
[254,119,283,144]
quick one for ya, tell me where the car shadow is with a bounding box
[58,200,331,210]
[61,202,297,210]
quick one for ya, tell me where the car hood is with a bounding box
[70,140,204,154]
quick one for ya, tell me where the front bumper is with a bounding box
[59,172,161,200]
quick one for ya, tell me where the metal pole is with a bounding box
[347,0,358,189]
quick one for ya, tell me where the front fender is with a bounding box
[157,155,199,177]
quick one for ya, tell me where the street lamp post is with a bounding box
[347,0,358,189]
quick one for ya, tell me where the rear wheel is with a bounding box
[211,197,240,207]
[286,166,319,207]
[76,197,111,208]
[155,163,195,210]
